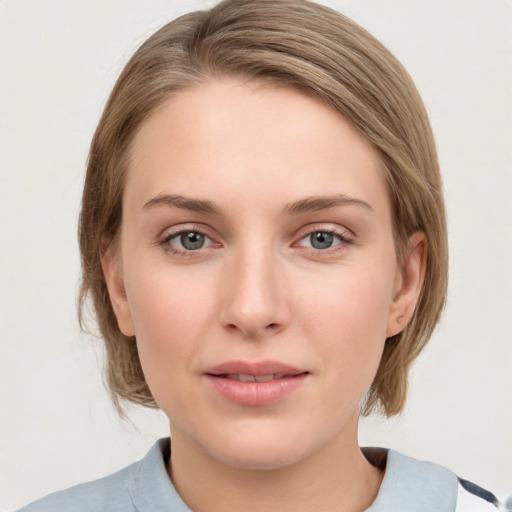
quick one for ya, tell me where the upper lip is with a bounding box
[204,360,308,377]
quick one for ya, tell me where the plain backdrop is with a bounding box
[1,0,511,509]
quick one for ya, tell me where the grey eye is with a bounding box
[309,232,334,249]
[180,232,205,250]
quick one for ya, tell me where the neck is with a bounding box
[168,418,383,512]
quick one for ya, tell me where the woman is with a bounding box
[16,0,506,510]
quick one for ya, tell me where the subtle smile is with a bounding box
[203,361,310,406]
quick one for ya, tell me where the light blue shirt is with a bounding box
[17,438,500,511]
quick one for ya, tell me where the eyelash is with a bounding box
[157,226,353,256]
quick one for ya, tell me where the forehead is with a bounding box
[125,78,388,217]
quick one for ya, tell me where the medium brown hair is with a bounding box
[79,0,448,416]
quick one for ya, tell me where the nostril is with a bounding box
[221,317,283,337]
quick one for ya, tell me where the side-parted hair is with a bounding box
[79,0,448,416]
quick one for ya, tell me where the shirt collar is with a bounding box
[131,439,458,511]
[364,447,458,511]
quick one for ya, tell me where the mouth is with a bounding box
[205,360,309,380]
[211,372,307,382]
[203,360,310,406]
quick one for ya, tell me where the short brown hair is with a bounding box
[79,0,448,416]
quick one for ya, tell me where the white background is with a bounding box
[0,0,511,509]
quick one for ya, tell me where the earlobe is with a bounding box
[386,232,427,337]
[101,240,135,337]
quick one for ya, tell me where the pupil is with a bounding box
[181,232,204,250]
[311,232,333,249]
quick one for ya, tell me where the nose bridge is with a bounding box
[220,240,288,337]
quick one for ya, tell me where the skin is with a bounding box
[103,79,426,512]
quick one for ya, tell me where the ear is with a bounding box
[101,239,135,337]
[386,232,427,337]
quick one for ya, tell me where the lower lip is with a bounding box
[204,374,309,406]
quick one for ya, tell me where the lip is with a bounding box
[203,360,309,406]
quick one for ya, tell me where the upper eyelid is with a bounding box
[156,222,354,244]
[295,230,351,246]
[292,224,355,251]
[159,223,212,239]
[294,223,354,239]
[163,230,211,243]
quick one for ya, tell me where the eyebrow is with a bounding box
[142,193,372,216]
[142,194,222,215]
[282,194,373,215]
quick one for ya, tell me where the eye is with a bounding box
[162,230,213,252]
[297,230,350,250]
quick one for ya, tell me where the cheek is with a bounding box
[124,266,216,403]
[296,265,394,388]
[129,277,205,342]
[300,264,394,336]
[124,251,218,336]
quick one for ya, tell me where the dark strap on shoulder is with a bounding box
[458,477,500,507]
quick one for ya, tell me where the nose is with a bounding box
[219,246,290,339]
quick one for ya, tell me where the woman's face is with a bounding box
[105,79,420,470]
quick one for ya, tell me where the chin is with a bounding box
[215,446,301,471]
[202,426,315,471]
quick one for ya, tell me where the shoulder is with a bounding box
[15,439,185,512]
[16,459,139,512]
[364,448,504,512]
